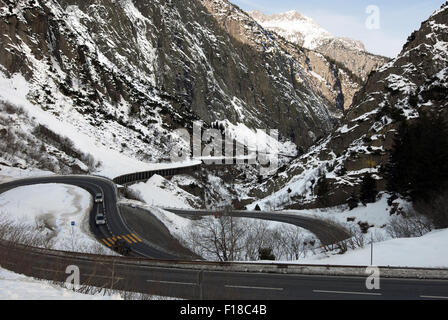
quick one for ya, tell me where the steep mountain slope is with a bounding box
[249,2,448,210]
[0,0,343,174]
[249,10,390,110]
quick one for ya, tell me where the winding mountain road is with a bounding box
[0,174,447,300]
[0,175,183,260]
[166,209,351,246]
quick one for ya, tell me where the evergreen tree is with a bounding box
[258,247,276,261]
[254,204,261,211]
[384,111,448,202]
[316,176,330,206]
[347,193,359,210]
[360,174,378,205]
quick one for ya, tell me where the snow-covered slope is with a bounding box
[299,228,448,268]
[129,174,202,209]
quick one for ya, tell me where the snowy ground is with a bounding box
[129,174,201,209]
[0,267,121,300]
[256,194,448,268]
[0,165,54,184]
[295,228,448,268]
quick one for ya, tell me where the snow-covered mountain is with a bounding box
[2,0,436,211]
[251,2,448,210]
[0,0,361,207]
[0,0,344,165]
[249,10,389,89]
[249,10,364,52]
[0,0,386,177]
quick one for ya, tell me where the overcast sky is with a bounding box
[231,0,444,57]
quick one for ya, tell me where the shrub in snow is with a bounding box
[358,221,373,234]
[347,194,359,211]
[386,208,432,238]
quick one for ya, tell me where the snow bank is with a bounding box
[0,165,53,184]
[286,195,394,228]
[298,228,448,268]
[130,175,201,209]
[0,267,122,300]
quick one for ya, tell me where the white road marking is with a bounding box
[313,290,382,296]
[32,267,124,280]
[420,295,448,300]
[146,279,197,286]
[225,285,284,291]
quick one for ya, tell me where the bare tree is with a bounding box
[187,215,247,262]
[244,220,271,261]
[278,225,309,260]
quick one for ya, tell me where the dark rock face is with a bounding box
[0,0,342,151]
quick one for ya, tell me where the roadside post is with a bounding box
[71,221,75,252]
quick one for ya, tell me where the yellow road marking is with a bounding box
[102,239,112,247]
[126,234,138,243]
[131,233,142,242]
[122,235,133,244]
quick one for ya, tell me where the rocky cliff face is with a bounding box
[251,2,448,209]
[0,0,344,162]
[249,10,390,110]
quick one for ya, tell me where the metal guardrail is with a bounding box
[113,164,201,186]
[1,239,448,281]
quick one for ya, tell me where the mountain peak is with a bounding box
[248,10,362,51]
[277,10,308,21]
